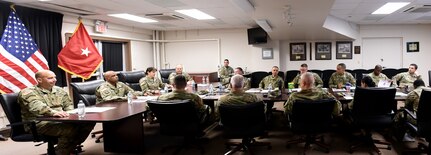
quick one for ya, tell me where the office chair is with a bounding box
[285,70,300,88]
[0,93,58,155]
[159,69,176,84]
[308,69,323,79]
[381,68,398,79]
[352,69,369,86]
[403,87,431,154]
[118,70,146,91]
[70,80,104,143]
[147,100,205,154]
[219,101,271,155]
[349,87,396,154]
[250,71,270,88]
[322,69,336,88]
[286,98,336,154]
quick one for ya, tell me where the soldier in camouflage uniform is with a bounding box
[96,71,138,104]
[158,75,210,124]
[292,63,323,88]
[367,65,389,85]
[18,70,95,155]
[139,67,166,95]
[168,64,193,84]
[329,63,356,88]
[284,72,342,116]
[392,63,422,88]
[228,67,250,90]
[259,66,284,90]
[219,59,234,87]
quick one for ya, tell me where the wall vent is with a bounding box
[145,13,184,20]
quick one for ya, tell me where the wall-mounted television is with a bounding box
[247,27,268,45]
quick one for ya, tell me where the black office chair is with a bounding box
[382,68,398,79]
[250,71,270,88]
[118,70,146,91]
[147,100,205,154]
[428,70,431,87]
[309,69,323,79]
[349,87,396,154]
[219,101,271,155]
[70,80,104,143]
[322,69,336,88]
[403,87,431,154]
[352,69,369,86]
[0,93,57,155]
[286,98,336,154]
[285,70,300,88]
[159,69,176,84]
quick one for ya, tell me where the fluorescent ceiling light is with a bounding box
[255,19,272,32]
[175,9,215,20]
[372,2,410,14]
[108,13,158,23]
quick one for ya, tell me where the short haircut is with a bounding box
[337,63,346,69]
[230,75,244,89]
[413,79,425,88]
[300,72,315,87]
[300,63,308,67]
[224,59,229,62]
[235,67,244,74]
[145,67,157,75]
[374,65,383,70]
[361,75,376,87]
[410,63,418,69]
[173,75,187,88]
[272,66,279,69]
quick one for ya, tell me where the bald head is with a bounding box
[103,71,118,84]
[373,65,383,75]
[300,72,315,89]
[35,70,57,90]
[175,64,183,74]
[230,75,244,90]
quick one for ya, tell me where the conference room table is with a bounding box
[37,101,147,154]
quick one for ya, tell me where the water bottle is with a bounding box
[164,84,168,94]
[209,84,214,95]
[192,80,197,91]
[345,83,351,94]
[77,100,86,118]
[268,83,273,96]
[202,76,206,84]
[127,91,133,104]
[205,76,209,84]
[218,82,223,93]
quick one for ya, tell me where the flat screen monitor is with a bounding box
[247,27,267,44]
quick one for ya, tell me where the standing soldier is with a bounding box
[18,70,95,155]
[96,70,138,104]
[328,63,356,88]
[219,59,234,87]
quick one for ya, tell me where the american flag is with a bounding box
[0,11,49,94]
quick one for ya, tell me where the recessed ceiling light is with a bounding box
[108,13,158,23]
[175,9,215,20]
[372,2,410,14]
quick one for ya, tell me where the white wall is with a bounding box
[61,15,154,71]
[162,29,280,73]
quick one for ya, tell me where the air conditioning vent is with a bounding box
[145,13,184,20]
[403,5,431,13]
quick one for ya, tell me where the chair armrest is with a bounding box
[403,109,417,120]
[7,121,42,142]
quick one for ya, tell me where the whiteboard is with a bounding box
[362,37,402,69]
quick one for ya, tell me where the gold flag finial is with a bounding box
[10,4,16,12]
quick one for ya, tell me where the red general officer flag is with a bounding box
[58,21,103,79]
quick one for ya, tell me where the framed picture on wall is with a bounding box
[262,48,273,59]
[336,41,352,59]
[406,42,419,52]
[315,42,331,60]
[290,42,306,61]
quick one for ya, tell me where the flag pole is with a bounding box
[10,4,16,12]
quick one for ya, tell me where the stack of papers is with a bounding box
[396,92,408,97]
[245,89,261,93]
[67,107,115,114]
[137,96,158,102]
[332,88,346,92]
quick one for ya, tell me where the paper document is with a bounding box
[343,94,353,100]
[396,92,408,97]
[261,90,269,94]
[290,88,301,92]
[67,107,115,114]
[332,88,346,92]
[137,96,158,101]
[245,88,261,93]
[378,80,392,87]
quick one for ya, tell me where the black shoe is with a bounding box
[0,135,8,141]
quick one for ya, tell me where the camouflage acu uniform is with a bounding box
[259,75,284,89]
[328,72,356,88]
[367,72,389,85]
[392,72,422,88]
[219,66,234,86]
[139,76,165,94]
[157,90,209,123]
[95,81,135,104]
[168,72,193,84]
[284,88,342,116]
[18,86,95,155]
[228,77,251,90]
[219,91,262,105]
[292,72,323,88]
[394,86,424,125]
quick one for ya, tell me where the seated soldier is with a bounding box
[259,66,284,90]
[392,63,422,88]
[96,70,139,104]
[292,63,323,88]
[328,63,356,88]
[139,67,166,95]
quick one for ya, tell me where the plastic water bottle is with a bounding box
[164,84,168,94]
[77,100,86,118]
[209,84,214,95]
[202,76,206,84]
[127,91,133,104]
[205,76,209,84]
[345,83,351,94]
